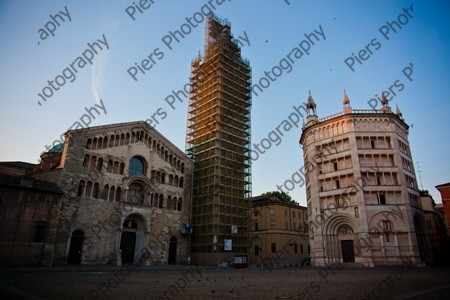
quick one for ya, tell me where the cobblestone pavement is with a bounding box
[1,266,450,299]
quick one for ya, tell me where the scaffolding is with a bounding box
[186,14,252,254]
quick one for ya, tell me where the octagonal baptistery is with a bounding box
[299,91,426,267]
[32,121,193,266]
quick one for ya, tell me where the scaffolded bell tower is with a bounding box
[186,14,252,265]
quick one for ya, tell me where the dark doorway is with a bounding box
[254,245,260,256]
[67,230,84,264]
[168,237,177,265]
[414,215,428,264]
[120,231,137,263]
[341,240,355,263]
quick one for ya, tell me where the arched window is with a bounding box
[77,180,85,196]
[153,193,159,207]
[177,198,182,211]
[102,185,109,200]
[167,196,172,210]
[83,155,89,167]
[179,177,184,188]
[108,186,115,201]
[89,156,97,169]
[85,181,93,197]
[115,187,121,201]
[159,194,164,208]
[96,157,103,171]
[129,157,145,177]
[92,183,99,198]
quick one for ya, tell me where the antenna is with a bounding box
[416,161,424,190]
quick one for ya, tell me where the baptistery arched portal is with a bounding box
[119,214,148,264]
[323,214,358,264]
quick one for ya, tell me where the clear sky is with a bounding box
[0,0,449,205]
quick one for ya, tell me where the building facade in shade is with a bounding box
[436,183,450,232]
[29,121,193,266]
[300,91,426,266]
[0,174,63,266]
[420,191,448,265]
[186,14,252,265]
[250,193,309,266]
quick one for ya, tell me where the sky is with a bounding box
[0,0,449,206]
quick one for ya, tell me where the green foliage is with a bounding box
[262,191,297,203]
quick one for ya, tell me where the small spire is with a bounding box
[306,91,316,109]
[306,90,317,116]
[343,89,350,107]
[380,92,388,107]
[396,105,403,117]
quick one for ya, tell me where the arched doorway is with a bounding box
[120,220,138,263]
[168,237,177,265]
[67,230,84,264]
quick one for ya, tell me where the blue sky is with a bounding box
[0,0,449,205]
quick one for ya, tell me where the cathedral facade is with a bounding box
[31,121,193,265]
[300,92,426,266]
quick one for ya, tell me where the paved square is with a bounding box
[1,266,450,299]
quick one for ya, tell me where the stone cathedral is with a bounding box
[20,121,193,266]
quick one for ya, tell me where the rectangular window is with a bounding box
[270,220,275,229]
[377,176,381,185]
[284,210,287,216]
[254,222,258,231]
[336,180,340,189]
[293,223,297,231]
[379,194,386,205]
[371,140,375,149]
[308,245,310,253]
[300,244,304,254]
[292,211,296,218]
[33,221,47,243]
[304,224,309,233]
[271,243,276,253]
[294,244,298,254]
[285,221,289,230]
[334,162,338,171]
[270,208,275,216]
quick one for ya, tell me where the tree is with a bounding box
[262,191,297,204]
